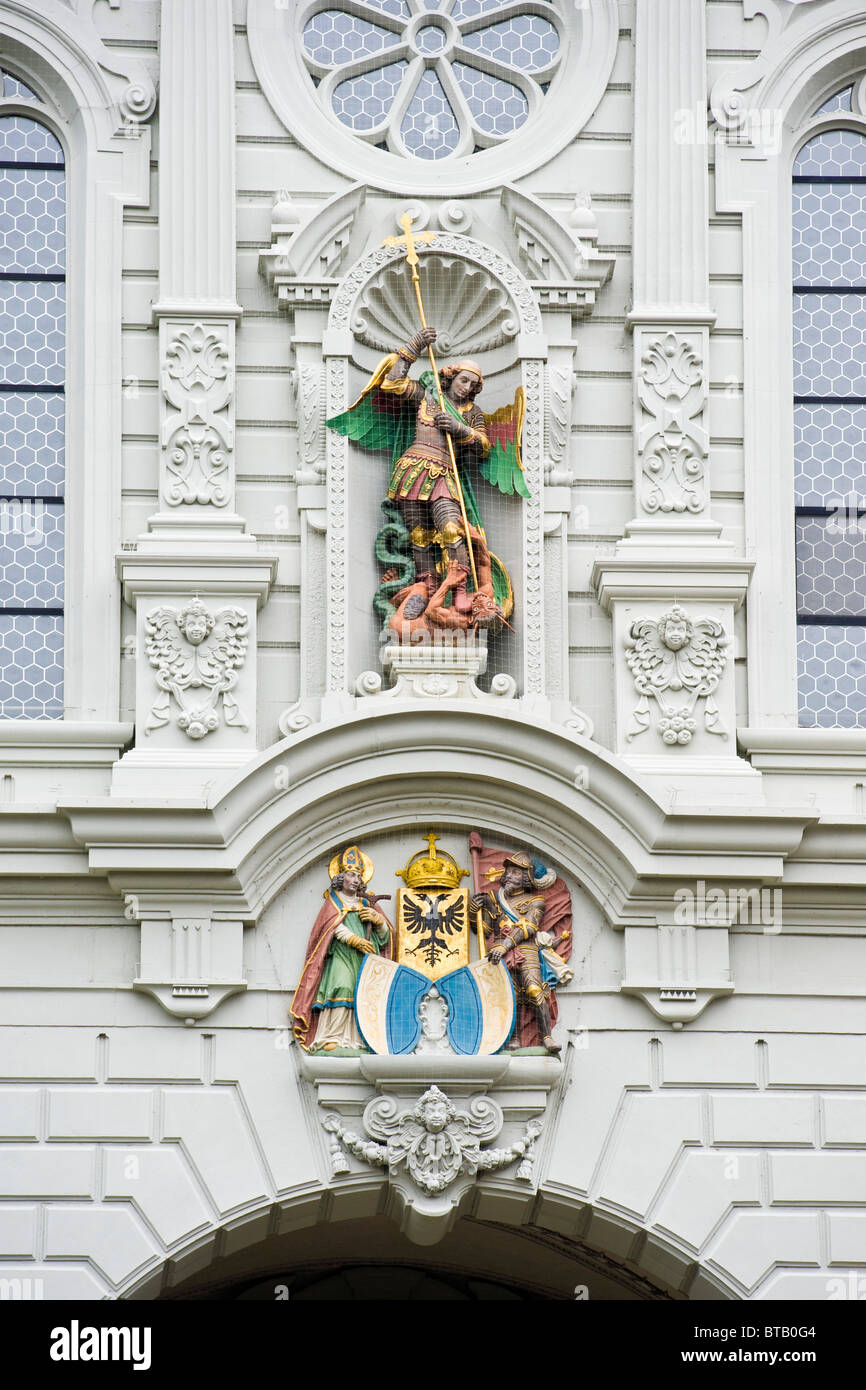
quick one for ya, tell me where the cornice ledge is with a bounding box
[593,553,755,611]
[740,726,866,777]
[53,711,822,911]
[0,721,133,750]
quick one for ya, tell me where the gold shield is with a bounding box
[396,887,470,982]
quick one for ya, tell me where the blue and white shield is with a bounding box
[355,955,515,1056]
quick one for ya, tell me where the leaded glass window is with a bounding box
[0,71,64,718]
[301,1,562,159]
[794,101,866,726]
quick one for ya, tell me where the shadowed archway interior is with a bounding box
[153,1216,675,1302]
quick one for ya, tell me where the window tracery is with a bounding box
[301,1,561,159]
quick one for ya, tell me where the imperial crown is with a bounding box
[397,832,469,892]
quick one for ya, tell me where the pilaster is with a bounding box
[594,0,752,782]
[118,0,276,782]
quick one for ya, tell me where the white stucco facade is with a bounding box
[1,0,866,1302]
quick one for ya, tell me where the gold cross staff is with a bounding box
[382,213,480,590]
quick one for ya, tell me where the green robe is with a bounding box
[314,908,389,1011]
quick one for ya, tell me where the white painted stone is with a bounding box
[827,1212,866,1266]
[659,1034,758,1087]
[711,1094,815,1147]
[595,1092,703,1219]
[106,1030,203,1081]
[44,1204,159,1287]
[767,1037,866,1088]
[161,1088,270,1213]
[212,1032,314,1194]
[652,1151,762,1252]
[771,1153,866,1206]
[48,1088,153,1140]
[0,1147,94,1198]
[822,1095,866,1147]
[0,1030,95,1081]
[104,1146,213,1248]
[0,1205,37,1257]
[707,1211,820,1292]
[546,1033,651,1195]
[0,1089,40,1139]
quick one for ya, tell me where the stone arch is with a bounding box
[116,1192,743,1302]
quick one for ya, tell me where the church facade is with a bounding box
[1,0,865,1301]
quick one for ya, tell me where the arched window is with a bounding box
[0,70,64,718]
[794,90,866,727]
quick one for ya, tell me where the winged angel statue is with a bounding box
[144,596,249,741]
[323,1086,542,1195]
[625,604,729,745]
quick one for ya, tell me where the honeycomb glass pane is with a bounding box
[2,72,38,103]
[793,293,866,398]
[0,612,62,719]
[0,166,65,275]
[452,0,519,16]
[796,514,866,617]
[794,130,866,178]
[0,393,64,496]
[460,16,560,72]
[400,69,460,157]
[0,500,64,608]
[451,62,529,136]
[416,23,448,53]
[303,9,400,67]
[795,404,866,506]
[813,86,854,116]
[793,183,866,286]
[359,0,409,14]
[333,60,408,130]
[0,115,63,165]
[0,281,65,385]
[798,624,866,727]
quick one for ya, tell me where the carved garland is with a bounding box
[143,597,249,741]
[625,604,729,745]
[323,1085,542,1194]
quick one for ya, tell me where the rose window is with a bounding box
[301,0,562,160]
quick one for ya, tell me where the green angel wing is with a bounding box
[326,354,417,464]
[479,387,530,498]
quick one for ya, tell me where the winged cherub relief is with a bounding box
[625,604,729,745]
[144,596,250,741]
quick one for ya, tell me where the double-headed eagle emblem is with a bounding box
[395,833,470,982]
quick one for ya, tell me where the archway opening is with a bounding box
[153,1215,676,1302]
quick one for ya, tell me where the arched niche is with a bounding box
[322,232,547,703]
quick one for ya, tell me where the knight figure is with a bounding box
[327,325,525,636]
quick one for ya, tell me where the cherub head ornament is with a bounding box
[177,596,214,646]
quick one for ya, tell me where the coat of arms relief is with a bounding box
[291,832,574,1229]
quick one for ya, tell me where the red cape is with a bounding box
[290,892,393,1048]
[472,842,573,1048]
